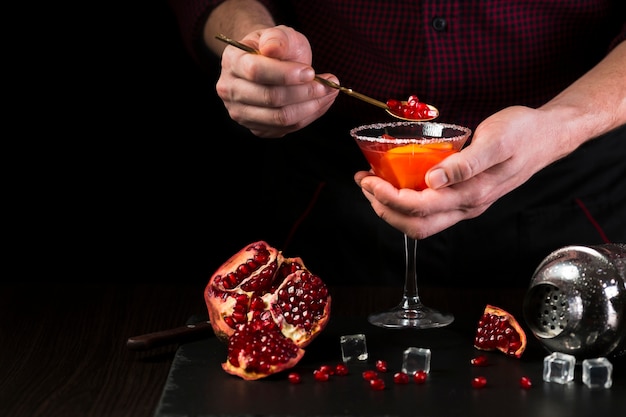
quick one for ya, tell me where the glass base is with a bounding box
[368,305,454,329]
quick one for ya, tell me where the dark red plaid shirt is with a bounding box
[168,0,626,130]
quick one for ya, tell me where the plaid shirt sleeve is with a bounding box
[168,0,626,130]
[166,0,225,68]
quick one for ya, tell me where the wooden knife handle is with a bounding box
[126,320,213,351]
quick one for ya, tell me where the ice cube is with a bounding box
[582,357,613,389]
[340,334,368,362]
[401,347,431,375]
[543,352,576,384]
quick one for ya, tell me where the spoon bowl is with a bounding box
[215,34,439,122]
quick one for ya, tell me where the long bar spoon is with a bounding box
[215,33,439,122]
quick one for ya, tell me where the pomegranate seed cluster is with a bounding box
[227,318,300,374]
[474,312,524,356]
[386,95,437,120]
[274,271,329,331]
[215,243,275,290]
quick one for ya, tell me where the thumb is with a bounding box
[425,146,479,189]
[258,26,312,63]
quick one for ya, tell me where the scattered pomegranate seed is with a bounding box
[414,370,428,384]
[318,364,335,375]
[335,363,349,376]
[393,372,410,384]
[313,369,329,381]
[287,372,301,384]
[375,360,388,372]
[471,376,487,389]
[370,378,386,390]
[520,376,532,389]
[362,370,378,380]
[470,355,489,366]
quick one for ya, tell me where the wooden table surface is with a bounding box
[0,282,528,417]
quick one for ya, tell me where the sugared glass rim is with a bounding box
[350,121,472,144]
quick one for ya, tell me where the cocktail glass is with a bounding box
[350,121,472,329]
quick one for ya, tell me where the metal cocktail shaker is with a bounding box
[523,243,626,361]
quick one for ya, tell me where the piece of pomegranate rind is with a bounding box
[204,289,239,341]
[473,304,527,358]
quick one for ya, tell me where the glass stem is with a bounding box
[400,234,423,310]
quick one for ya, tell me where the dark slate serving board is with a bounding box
[155,316,625,417]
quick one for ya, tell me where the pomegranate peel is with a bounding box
[473,304,527,358]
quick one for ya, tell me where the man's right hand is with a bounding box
[215,26,340,138]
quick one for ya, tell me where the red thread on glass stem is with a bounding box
[282,182,326,252]
[574,198,611,243]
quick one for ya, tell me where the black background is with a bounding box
[8,2,260,285]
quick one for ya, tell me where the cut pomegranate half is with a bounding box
[205,241,332,380]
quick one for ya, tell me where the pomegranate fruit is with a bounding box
[473,304,527,358]
[205,241,332,380]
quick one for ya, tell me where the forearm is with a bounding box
[204,0,275,55]
[539,40,626,151]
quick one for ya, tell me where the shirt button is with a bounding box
[432,17,447,32]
